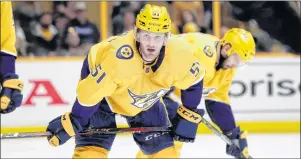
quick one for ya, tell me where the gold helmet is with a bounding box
[220,28,256,62]
[135,4,171,33]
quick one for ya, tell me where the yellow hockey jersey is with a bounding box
[74,30,205,117]
[170,33,237,105]
[0,2,17,56]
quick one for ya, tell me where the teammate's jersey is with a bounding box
[0,2,17,56]
[75,30,205,117]
[170,33,237,105]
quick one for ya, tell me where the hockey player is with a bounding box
[46,4,206,158]
[137,28,256,158]
[0,2,24,114]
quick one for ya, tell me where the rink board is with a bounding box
[1,54,300,133]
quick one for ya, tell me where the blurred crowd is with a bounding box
[12,1,300,57]
[13,1,99,57]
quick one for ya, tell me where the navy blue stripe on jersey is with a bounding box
[0,53,15,76]
[72,98,100,126]
[80,56,90,80]
[180,79,203,110]
[205,100,236,133]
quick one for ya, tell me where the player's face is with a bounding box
[221,44,246,69]
[138,30,166,63]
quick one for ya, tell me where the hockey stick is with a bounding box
[0,126,172,140]
[200,117,253,159]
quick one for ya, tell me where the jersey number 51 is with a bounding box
[190,62,200,78]
[91,64,106,84]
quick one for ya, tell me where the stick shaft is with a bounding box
[1,119,252,158]
[1,126,171,140]
[80,126,171,135]
[1,131,52,139]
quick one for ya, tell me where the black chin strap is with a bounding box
[216,54,226,71]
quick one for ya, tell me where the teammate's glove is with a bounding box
[172,105,205,143]
[47,112,83,147]
[0,73,24,114]
[225,126,249,158]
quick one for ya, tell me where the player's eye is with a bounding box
[142,34,151,41]
[155,36,164,41]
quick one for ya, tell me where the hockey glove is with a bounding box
[172,105,205,143]
[0,73,24,114]
[225,126,249,158]
[47,112,83,147]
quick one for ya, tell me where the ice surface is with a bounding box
[1,134,300,158]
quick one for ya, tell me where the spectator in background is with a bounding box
[179,10,208,34]
[111,2,145,36]
[112,2,131,19]
[60,27,93,56]
[14,19,28,56]
[53,13,69,37]
[181,10,195,25]
[171,23,180,34]
[183,22,200,33]
[123,11,135,32]
[180,11,198,33]
[62,2,100,51]
[61,27,80,56]
[53,13,70,56]
[229,1,301,54]
[169,1,204,32]
[220,18,240,37]
[112,1,145,19]
[53,1,67,14]
[52,1,67,20]
[64,1,76,20]
[128,1,146,16]
[31,12,58,56]
[112,8,135,35]
[13,2,42,43]
[201,1,213,31]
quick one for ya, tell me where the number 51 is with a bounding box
[91,64,106,84]
[190,62,200,78]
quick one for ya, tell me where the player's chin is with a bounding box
[143,54,156,61]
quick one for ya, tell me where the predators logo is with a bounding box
[203,45,213,57]
[128,89,169,110]
[116,45,134,60]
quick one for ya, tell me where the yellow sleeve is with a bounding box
[174,60,205,90]
[0,2,17,56]
[206,69,237,105]
[178,32,219,83]
[76,43,118,106]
